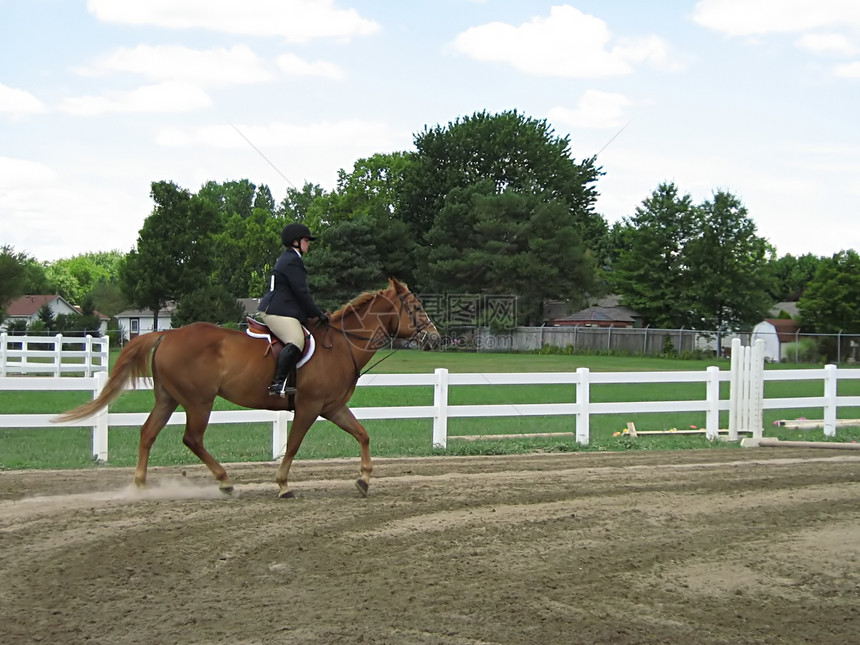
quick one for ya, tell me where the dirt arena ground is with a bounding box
[1,448,858,644]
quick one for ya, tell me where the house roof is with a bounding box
[554,306,637,324]
[5,294,109,321]
[115,302,178,318]
[6,295,67,316]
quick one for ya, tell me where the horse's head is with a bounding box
[385,278,441,350]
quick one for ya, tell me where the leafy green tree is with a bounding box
[120,181,222,328]
[401,109,604,247]
[198,179,257,220]
[684,190,773,331]
[424,182,594,325]
[213,207,283,298]
[798,250,860,333]
[171,285,245,327]
[0,245,29,322]
[277,182,328,227]
[44,252,124,303]
[305,214,394,310]
[610,183,697,328]
[36,303,55,332]
[765,253,822,302]
[307,153,418,292]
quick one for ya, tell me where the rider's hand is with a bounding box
[318,312,330,325]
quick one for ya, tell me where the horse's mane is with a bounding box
[330,279,404,323]
[331,291,377,323]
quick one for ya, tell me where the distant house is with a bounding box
[551,296,642,328]
[115,298,260,340]
[2,294,109,335]
[751,318,802,362]
[115,303,178,341]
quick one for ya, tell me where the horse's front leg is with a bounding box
[326,406,372,497]
[275,409,318,499]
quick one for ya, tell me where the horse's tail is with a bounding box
[54,332,167,423]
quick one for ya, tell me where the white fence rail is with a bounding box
[1,333,109,377]
[2,343,859,463]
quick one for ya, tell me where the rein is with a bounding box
[313,289,429,380]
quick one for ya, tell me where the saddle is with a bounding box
[245,317,315,391]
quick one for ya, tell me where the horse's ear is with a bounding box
[388,276,403,291]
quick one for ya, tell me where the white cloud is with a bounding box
[795,33,860,56]
[0,157,57,186]
[0,84,48,116]
[275,53,344,79]
[834,60,860,77]
[76,45,272,87]
[87,0,381,43]
[60,81,212,115]
[451,5,676,78]
[157,120,399,149]
[692,0,860,36]
[549,90,631,129]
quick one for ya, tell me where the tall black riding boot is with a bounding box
[269,343,302,397]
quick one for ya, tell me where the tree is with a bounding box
[198,179,257,220]
[424,182,595,325]
[213,207,283,298]
[400,109,604,248]
[765,253,822,302]
[304,214,395,310]
[0,245,29,323]
[36,303,55,332]
[120,181,222,328]
[798,250,860,333]
[684,190,773,332]
[610,183,697,328]
[399,109,604,303]
[171,285,246,327]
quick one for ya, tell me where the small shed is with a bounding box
[750,318,801,362]
[115,303,177,340]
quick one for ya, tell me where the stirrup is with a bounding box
[269,383,296,397]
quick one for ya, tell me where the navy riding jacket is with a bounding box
[258,249,325,323]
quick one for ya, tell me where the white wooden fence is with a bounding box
[2,337,859,462]
[1,333,109,377]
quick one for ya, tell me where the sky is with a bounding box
[1,0,859,263]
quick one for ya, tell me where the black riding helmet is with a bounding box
[281,222,317,247]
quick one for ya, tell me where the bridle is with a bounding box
[316,288,436,380]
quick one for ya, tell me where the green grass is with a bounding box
[2,350,859,470]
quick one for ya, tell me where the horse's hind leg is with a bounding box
[134,387,179,488]
[181,402,234,493]
[325,406,372,497]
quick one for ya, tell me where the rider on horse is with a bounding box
[258,222,328,396]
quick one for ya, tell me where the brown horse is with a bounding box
[57,278,440,498]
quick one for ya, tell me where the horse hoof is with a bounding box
[278,489,296,499]
[220,485,234,495]
[355,479,369,497]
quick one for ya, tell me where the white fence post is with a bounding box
[750,339,765,439]
[0,332,6,377]
[84,335,93,377]
[432,368,449,448]
[273,410,290,459]
[575,367,590,445]
[53,334,63,377]
[728,338,741,440]
[92,371,109,462]
[823,364,837,437]
[706,365,720,440]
